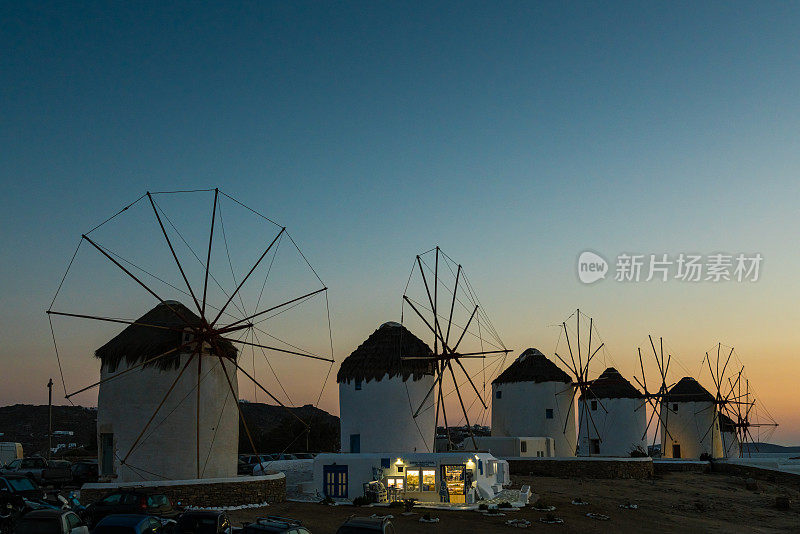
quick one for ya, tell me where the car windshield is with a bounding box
[15,518,61,534]
[7,477,37,491]
[147,494,169,507]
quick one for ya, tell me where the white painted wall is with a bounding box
[97,351,239,482]
[491,381,577,457]
[578,397,647,457]
[659,401,723,459]
[339,373,435,453]
[467,436,554,458]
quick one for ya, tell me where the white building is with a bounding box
[578,367,647,457]
[462,436,555,458]
[491,348,578,457]
[96,301,239,482]
[313,452,515,503]
[719,412,741,458]
[338,322,436,454]
[660,377,723,459]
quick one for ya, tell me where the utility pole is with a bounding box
[47,378,53,460]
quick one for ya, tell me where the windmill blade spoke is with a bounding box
[221,336,332,362]
[447,360,477,449]
[147,192,202,315]
[223,287,327,330]
[454,358,488,410]
[211,227,285,326]
[444,264,461,347]
[201,189,219,318]
[46,310,189,333]
[414,366,445,418]
[562,386,578,435]
[81,234,195,327]
[450,305,479,354]
[553,352,577,377]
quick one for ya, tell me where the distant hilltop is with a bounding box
[0,403,340,456]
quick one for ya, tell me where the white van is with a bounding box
[0,442,23,466]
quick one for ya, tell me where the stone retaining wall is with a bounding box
[711,462,800,486]
[507,457,653,479]
[653,460,710,474]
[80,474,286,507]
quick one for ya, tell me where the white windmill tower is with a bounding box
[337,322,436,454]
[491,348,577,457]
[578,367,647,457]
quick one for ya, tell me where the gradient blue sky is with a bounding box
[2,2,799,444]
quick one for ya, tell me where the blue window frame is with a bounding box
[350,434,361,453]
[355,379,362,390]
[496,390,502,399]
[545,408,554,419]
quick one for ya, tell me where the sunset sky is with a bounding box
[2,2,799,445]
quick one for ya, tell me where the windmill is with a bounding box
[632,335,676,455]
[46,188,334,480]
[551,309,608,456]
[699,344,779,458]
[400,246,511,450]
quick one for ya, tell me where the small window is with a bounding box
[397,465,403,473]
[520,441,527,453]
[421,469,436,491]
[406,469,420,491]
[590,439,601,455]
[496,390,502,399]
[545,408,554,419]
[355,379,362,390]
[672,403,679,412]
[591,400,597,411]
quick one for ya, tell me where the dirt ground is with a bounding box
[229,471,800,533]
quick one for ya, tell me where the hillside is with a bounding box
[0,403,340,457]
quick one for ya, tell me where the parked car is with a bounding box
[91,514,168,534]
[70,461,98,486]
[175,510,231,534]
[0,474,44,501]
[0,458,71,486]
[14,509,88,534]
[85,491,177,528]
[336,516,395,534]
[242,516,310,534]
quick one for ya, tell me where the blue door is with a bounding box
[323,465,348,498]
[350,434,361,453]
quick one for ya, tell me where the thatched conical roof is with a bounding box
[581,367,643,399]
[94,301,237,372]
[492,348,572,385]
[336,322,434,384]
[663,377,715,403]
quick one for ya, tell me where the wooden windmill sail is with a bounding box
[47,189,334,480]
[400,246,511,450]
[552,309,608,456]
[700,344,778,458]
[632,335,677,452]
